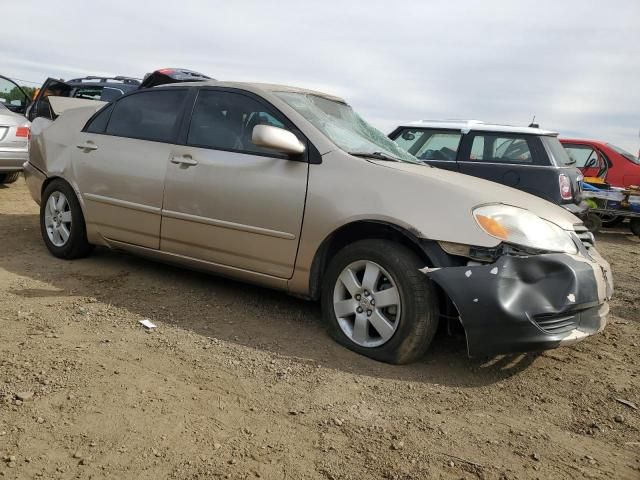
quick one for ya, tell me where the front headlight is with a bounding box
[473,204,578,254]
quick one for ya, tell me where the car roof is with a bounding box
[398,119,558,136]
[559,138,606,146]
[161,80,347,104]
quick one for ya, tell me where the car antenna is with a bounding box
[528,115,539,128]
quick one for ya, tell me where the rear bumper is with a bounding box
[0,150,27,172]
[426,246,613,357]
[23,162,46,205]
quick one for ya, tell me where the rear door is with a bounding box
[160,88,309,278]
[391,127,461,171]
[72,88,189,248]
[562,143,604,179]
[457,132,561,202]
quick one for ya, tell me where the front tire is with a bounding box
[630,218,640,237]
[40,180,93,259]
[321,239,438,364]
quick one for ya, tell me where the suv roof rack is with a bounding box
[67,76,142,85]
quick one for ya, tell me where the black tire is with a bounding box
[584,213,603,234]
[0,172,21,184]
[321,239,438,364]
[630,218,640,237]
[600,215,624,228]
[40,179,93,259]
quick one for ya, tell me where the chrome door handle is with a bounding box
[76,142,98,151]
[170,155,198,166]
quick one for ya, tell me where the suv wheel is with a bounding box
[630,218,640,237]
[321,239,438,364]
[40,180,93,259]
[0,172,20,184]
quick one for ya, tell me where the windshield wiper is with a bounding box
[350,151,401,162]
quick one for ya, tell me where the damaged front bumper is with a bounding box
[425,244,613,357]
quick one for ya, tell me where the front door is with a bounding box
[161,88,308,279]
[72,88,188,248]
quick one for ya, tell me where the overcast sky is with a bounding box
[4,0,639,152]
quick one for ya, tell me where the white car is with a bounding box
[0,75,31,184]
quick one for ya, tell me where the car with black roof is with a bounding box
[390,120,586,217]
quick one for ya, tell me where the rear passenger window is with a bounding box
[106,90,187,143]
[467,134,534,164]
[85,104,114,134]
[392,129,461,161]
[563,145,599,168]
[187,90,290,156]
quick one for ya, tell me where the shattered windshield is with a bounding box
[274,92,419,164]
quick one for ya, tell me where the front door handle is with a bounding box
[170,155,198,167]
[76,142,98,151]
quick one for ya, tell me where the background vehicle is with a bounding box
[25,82,612,363]
[390,120,586,216]
[0,74,31,115]
[0,100,30,184]
[26,68,212,121]
[560,138,640,189]
[26,75,141,121]
[139,68,212,88]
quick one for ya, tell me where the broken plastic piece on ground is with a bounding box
[139,319,157,330]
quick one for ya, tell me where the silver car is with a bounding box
[0,75,31,184]
[24,80,614,363]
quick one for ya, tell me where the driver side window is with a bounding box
[187,90,290,157]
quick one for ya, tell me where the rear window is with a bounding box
[465,133,537,164]
[607,143,640,165]
[106,90,187,143]
[542,136,575,166]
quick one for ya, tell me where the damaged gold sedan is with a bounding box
[24,80,613,363]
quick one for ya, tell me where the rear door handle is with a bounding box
[170,155,198,167]
[76,142,98,151]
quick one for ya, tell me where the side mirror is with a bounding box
[252,125,305,155]
[585,157,597,168]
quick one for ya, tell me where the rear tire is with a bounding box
[40,179,93,259]
[0,172,20,184]
[630,218,640,237]
[321,239,438,364]
[584,213,602,234]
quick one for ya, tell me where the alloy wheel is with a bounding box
[44,191,72,247]
[333,260,401,348]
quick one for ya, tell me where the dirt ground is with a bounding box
[0,180,638,480]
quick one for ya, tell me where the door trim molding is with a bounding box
[161,209,296,240]
[84,193,161,214]
[104,237,288,290]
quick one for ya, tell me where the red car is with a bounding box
[560,138,640,188]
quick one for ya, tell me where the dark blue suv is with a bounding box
[390,120,586,217]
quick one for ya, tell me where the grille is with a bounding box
[533,312,578,334]
[573,225,595,248]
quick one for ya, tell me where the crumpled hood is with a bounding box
[372,160,581,230]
